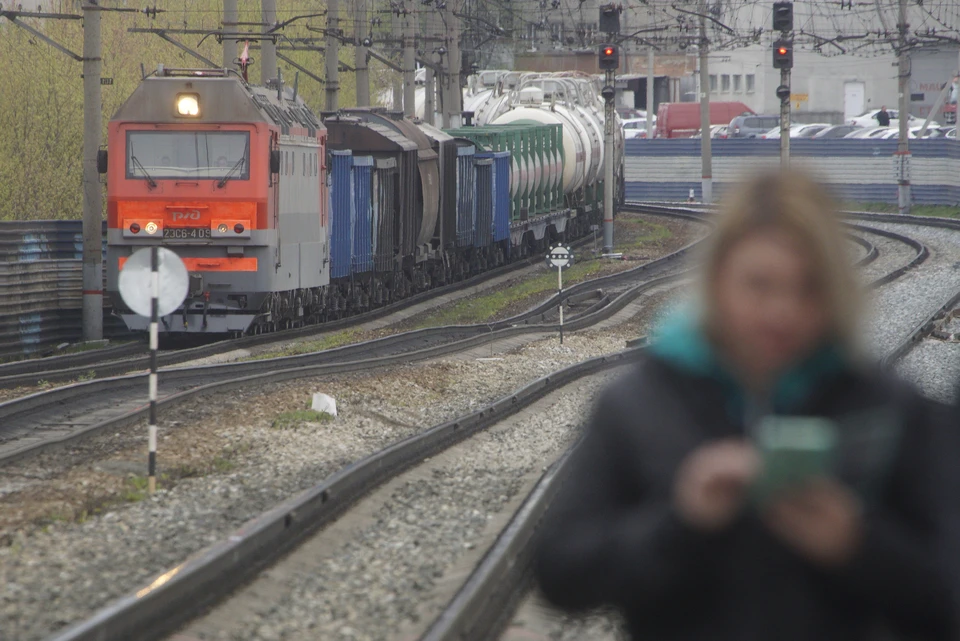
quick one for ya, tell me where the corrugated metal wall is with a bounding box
[352,156,374,274]
[474,155,495,248]
[456,146,476,248]
[491,151,512,244]
[0,221,130,358]
[329,151,354,279]
[625,138,960,204]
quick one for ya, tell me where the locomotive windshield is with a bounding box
[126,131,250,181]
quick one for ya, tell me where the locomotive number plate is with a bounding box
[163,227,211,240]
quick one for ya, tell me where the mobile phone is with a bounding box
[750,415,838,507]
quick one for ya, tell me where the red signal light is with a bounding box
[778,47,788,55]
[604,47,614,56]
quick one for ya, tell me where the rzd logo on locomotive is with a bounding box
[171,210,202,222]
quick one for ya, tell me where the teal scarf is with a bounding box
[649,309,847,422]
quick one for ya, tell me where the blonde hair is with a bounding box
[698,170,860,350]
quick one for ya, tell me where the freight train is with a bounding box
[103,66,623,334]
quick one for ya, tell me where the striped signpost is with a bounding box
[546,246,574,345]
[118,246,188,494]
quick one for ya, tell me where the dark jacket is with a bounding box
[876,110,892,127]
[536,316,956,641]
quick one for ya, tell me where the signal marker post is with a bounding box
[773,3,794,169]
[547,246,574,345]
[599,44,619,254]
[118,247,188,495]
[148,248,159,493]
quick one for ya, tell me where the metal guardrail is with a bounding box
[0,221,126,359]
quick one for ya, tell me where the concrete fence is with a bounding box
[624,138,960,205]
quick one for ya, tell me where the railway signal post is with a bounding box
[547,246,574,344]
[773,3,793,168]
[82,0,103,342]
[599,44,618,253]
[118,247,188,494]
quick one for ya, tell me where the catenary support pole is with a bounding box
[444,4,462,127]
[780,67,791,168]
[646,47,655,139]
[325,0,340,111]
[148,246,159,494]
[425,59,436,125]
[392,9,403,110]
[82,0,103,342]
[603,68,615,253]
[897,0,911,214]
[223,0,237,69]
[402,3,416,117]
[698,15,712,203]
[260,0,277,84]
[355,0,370,106]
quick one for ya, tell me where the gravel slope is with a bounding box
[2,218,958,641]
[0,288,675,641]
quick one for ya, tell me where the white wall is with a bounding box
[700,46,899,119]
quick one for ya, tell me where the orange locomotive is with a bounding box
[105,66,328,333]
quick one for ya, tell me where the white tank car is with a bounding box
[489,73,623,196]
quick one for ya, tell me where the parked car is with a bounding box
[910,125,950,138]
[654,101,753,138]
[946,127,957,139]
[843,126,891,139]
[794,123,831,138]
[692,124,729,139]
[622,116,656,139]
[622,118,649,139]
[811,124,862,139]
[848,109,936,129]
[728,114,779,138]
[617,107,645,121]
[761,123,830,139]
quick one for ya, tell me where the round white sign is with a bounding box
[547,246,573,268]
[118,247,189,318]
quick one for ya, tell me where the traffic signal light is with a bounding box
[773,40,793,70]
[599,44,619,71]
[773,2,793,32]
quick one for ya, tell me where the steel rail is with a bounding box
[0,266,693,465]
[46,348,646,641]
[0,207,707,389]
[418,206,958,641]
[41,205,948,641]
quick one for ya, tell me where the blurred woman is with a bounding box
[535,171,956,641]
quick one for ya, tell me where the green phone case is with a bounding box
[750,415,839,507]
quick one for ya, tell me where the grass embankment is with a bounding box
[250,329,364,360]
[412,219,674,327]
[248,217,674,358]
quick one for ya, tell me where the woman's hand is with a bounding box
[764,478,863,567]
[674,440,761,532]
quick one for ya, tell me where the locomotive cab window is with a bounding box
[125,131,250,181]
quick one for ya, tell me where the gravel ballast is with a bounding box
[2,217,958,641]
[179,366,618,641]
[856,222,960,358]
[0,292,672,641]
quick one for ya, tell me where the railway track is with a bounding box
[0,206,703,390]
[0,208,711,465]
[39,205,948,641]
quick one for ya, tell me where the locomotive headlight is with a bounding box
[217,223,228,233]
[175,93,200,117]
[145,221,159,235]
